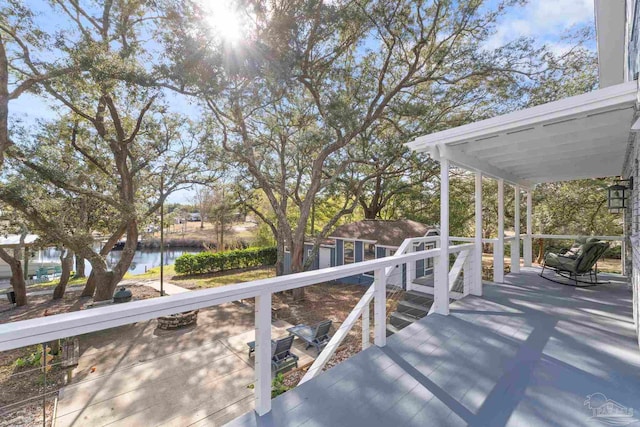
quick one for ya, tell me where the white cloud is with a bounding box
[485,0,594,50]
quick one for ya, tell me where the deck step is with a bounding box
[404,290,434,306]
[397,300,430,318]
[390,312,418,329]
[386,324,403,336]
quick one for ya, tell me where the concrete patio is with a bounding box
[228,267,640,427]
[54,313,316,427]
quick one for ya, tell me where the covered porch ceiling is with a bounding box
[406,81,638,189]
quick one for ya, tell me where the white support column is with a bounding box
[254,291,272,416]
[435,158,450,315]
[524,190,533,267]
[473,172,483,296]
[495,179,505,283]
[374,268,387,347]
[512,185,521,274]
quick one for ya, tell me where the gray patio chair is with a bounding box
[271,335,299,374]
[287,319,332,355]
[247,336,299,374]
[540,237,610,286]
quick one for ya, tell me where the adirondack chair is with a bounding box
[246,336,299,374]
[287,320,332,354]
[540,237,610,286]
[271,335,299,374]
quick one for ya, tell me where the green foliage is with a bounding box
[14,349,41,368]
[174,247,277,275]
[246,373,290,398]
[254,222,277,247]
[271,373,290,398]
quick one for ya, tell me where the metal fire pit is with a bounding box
[113,287,132,303]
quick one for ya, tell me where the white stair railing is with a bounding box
[384,236,439,278]
[429,244,475,315]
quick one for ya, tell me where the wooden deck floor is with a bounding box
[227,267,640,427]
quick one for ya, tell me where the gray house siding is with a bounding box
[623,126,640,347]
[355,241,363,262]
[335,240,344,267]
[283,232,435,289]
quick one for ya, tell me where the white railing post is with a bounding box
[362,304,370,350]
[374,268,387,347]
[435,158,450,315]
[524,190,533,267]
[495,179,505,283]
[512,185,521,274]
[433,238,441,290]
[254,291,272,416]
[406,243,415,291]
[473,171,483,295]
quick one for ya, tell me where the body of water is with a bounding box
[33,247,202,276]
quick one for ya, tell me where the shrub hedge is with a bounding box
[175,247,277,275]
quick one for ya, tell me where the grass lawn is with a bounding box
[127,264,277,290]
[145,220,259,242]
[23,276,88,291]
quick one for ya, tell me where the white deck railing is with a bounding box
[301,241,476,384]
[0,242,481,417]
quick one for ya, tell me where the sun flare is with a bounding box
[202,0,244,44]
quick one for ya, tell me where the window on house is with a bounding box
[344,241,355,264]
[364,244,376,277]
[364,244,376,261]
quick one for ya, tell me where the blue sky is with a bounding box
[9,0,597,204]
[486,0,595,53]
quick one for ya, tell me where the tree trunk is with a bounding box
[92,220,138,302]
[275,239,285,276]
[80,222,128,297]
[0,248,26,306]
[289,243,305,301]
[53,249,74,300]
[81,270,98,297]
[74,255,85,278]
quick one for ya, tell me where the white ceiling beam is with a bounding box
[489,137,626,167]
[531,172,621,183]
[516,151,625,174]
[462,108,633,155]
[406,81,637,153]
[518,152,625,179]
[436,145,533,189]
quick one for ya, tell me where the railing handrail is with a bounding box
[449,237,498,244]
[0,246,452,351]
[530,234,623,241]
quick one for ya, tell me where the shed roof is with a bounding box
[406,81,638,188]
[329,219,435,247]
